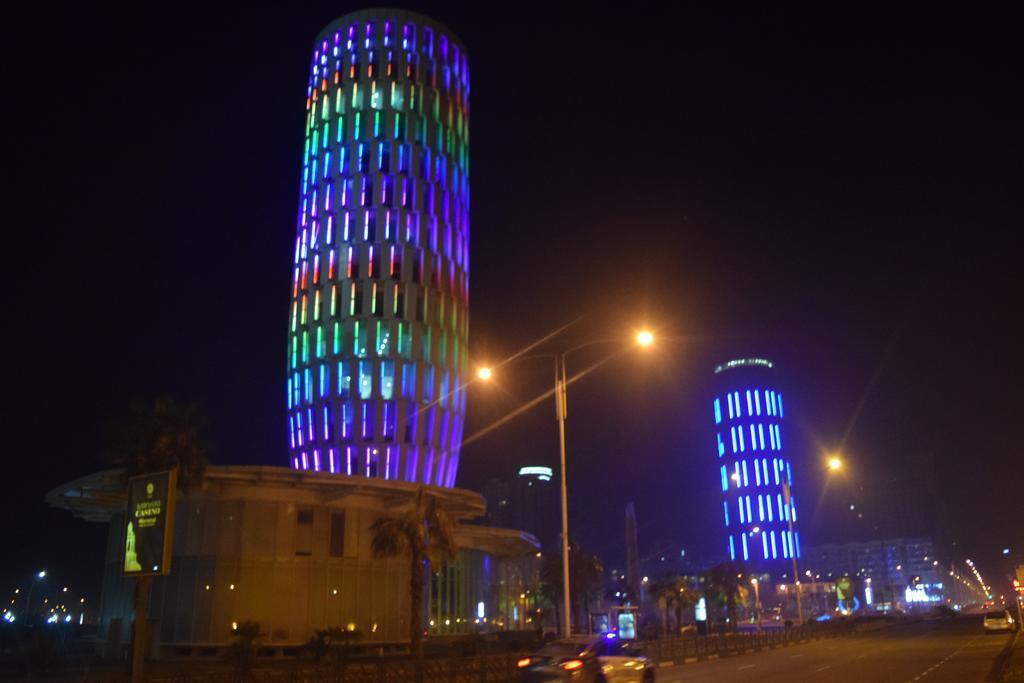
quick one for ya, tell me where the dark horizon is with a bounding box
[6,2,1023,602]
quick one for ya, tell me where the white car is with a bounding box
[983,609,1016,633]
[518,633,655,682]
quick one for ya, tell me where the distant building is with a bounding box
[711,358,800,574]
[803,537,944,610]
[861,453,943,540]
[480,466,557,551]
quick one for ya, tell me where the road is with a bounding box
[656,617,1012,683]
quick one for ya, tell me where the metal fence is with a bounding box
[637,621,854,664]
[86,623,855,682]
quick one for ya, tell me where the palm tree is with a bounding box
[647,576,678,636]
[103,397,211,490]
[674,582,701,633]
[370,488,456,664]
[648,575,701,635]
[540,543,604,632]
[703,562,749,630]
[102,397,211,683]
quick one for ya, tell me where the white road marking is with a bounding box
[815,665,831,672]
[738,664,755,670]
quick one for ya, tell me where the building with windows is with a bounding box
[48,467,538,657]
[801,537,948,610]
[479,466,557,551]
[286,8,470,487]
[711,358,800,574]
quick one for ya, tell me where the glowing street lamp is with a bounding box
[827,456,842,471]
[477,367,492,381]
[636,330,654,347]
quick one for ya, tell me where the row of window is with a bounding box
[728,529,801,562]
[287,298,468,367]
[302,140,467,205]
[289,398,463,451]
[716,422,783,456]
[304,98,467,174]
[292,440,458,487]
[291,246,468,308]
[315,22,468,82]
[300,172,467,234]
[289,278,466,337]
[305,54,468,122]
[294,209,469,283]
[287,357,467,412]
[305,87,468,169]
[723,492,797,528]
[311,23,469,102]
[288,318,469,378]
[319,20,468,74]
[720,458,792,491]
[712,388,784,424]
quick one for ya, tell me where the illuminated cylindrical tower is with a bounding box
[286,9,470,486]
[712,358,800,573]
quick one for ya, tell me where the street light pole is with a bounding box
[478,330,655,638]
[780,482,802,623]
[23,570,46,622]
[751,578,761,628]
[555,354,572,637]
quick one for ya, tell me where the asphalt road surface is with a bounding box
[656,617,1012,683]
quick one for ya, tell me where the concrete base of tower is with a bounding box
[46,466,540,660]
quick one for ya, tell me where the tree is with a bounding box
[306,626,363,672]
[102,397,212,683]
[370,488,456,666]
[104,397,211,491]
[674,582,701,633]
[703,562,749,630]
[540,543,604,632]
[228,620,264,682]
[648,575,701,635]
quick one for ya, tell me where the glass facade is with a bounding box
[287,10,470,486]
[712,359,800,571]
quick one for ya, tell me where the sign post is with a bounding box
[122,470,177,683]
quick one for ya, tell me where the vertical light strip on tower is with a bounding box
[287,10,470,486]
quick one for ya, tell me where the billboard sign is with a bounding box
[122,470,177,576]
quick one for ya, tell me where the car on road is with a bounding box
[982,609,1016,633]
[517,633,655,682]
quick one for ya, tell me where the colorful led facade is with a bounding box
[712,358,800,572]
[287,9,470,486]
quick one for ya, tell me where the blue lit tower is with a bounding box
[286,10,470,486]
[712,358,800,573]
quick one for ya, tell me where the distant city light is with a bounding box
[518,466,553,481]
[714,358,774,374]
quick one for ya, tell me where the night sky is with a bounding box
[6,3,1023,601]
